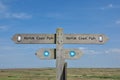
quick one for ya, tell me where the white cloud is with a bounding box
[0,25,9,31]
[107,4,113,8]
[46,13,64,19]
[79,47,86,50]
[12,13,32,19]
[5,13,32,19]
[101,4,120,10]
[79,47,120,55]
[0,46,15,50]
[0,1,32,19]
[79,47,102,55]
[105,48,120,54]
[0,45,25,52]
[65,3,120,11]
[76,4,120,10]
[116,20,120,24]
[0,1,7,12]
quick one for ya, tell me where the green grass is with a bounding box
[0,68,120,80]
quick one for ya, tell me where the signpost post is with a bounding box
[12,28,108,80]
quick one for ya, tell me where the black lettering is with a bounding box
[24,37,34,40]
[79,37,87,40]
[66,37,76,40]
[36,36,45,40]
[89,37,96,40]
[47,36,53,40]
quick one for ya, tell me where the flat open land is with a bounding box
[0,68,120,80]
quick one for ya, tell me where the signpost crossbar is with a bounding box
[12,28,108,80]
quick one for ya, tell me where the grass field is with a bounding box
[0,68,120,80]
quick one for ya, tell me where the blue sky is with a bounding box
[0,0,120,69]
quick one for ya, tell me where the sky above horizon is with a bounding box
[0,0,120,69]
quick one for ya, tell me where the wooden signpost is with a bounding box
[36,48,82,59]
[12,28,108,80]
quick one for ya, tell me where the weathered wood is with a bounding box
[63,62,67,80]
[12,34,55,44]
[63,49,83,60]
[36,48,83,59]
[64,34,108,44]
[35,48,55,59]
[11,28,109,80]
[12,34,108,44]
[56,28,65,80]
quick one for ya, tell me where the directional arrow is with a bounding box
[64,34,108,44]
[35,48,55,59]
[12,34,55,44]
[12,34,108,44]
[35,48,83,59]
[63,49,83,59]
